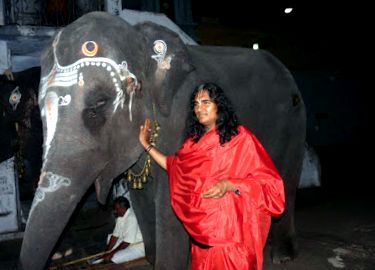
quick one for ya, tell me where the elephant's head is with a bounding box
[20,12,193,270]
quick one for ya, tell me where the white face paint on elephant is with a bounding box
[151,39,173,81]
[39,30,139,119]
[42,91,58,160]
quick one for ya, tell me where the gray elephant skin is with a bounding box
[19,12,306,270]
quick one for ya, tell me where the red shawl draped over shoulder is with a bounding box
[166,125,285,270]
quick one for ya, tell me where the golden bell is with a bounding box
[137,181,143,189]
[132,180,137,189]
[142,175,147,183]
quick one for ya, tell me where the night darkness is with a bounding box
[191,0,371,71]
[189,1,372,198]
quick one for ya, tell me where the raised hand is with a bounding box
[139,118,152,149]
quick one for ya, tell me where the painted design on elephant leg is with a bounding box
[151,40,172,70]
[9,86,21,111]
[30,171,71,214]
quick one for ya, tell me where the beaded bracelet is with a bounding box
[145,145,154,153]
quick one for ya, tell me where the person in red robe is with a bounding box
[139,82,285,270]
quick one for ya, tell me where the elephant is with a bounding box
[19,11,306,270]
[0,67,43,200]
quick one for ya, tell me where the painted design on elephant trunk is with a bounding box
[39,30,138,118]
[58,95,71,106]
[40,92,71,161]
[30,171,71,214]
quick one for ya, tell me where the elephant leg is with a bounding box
[154,169,190,270]
[129,179,156,264]
[270,164,302,264]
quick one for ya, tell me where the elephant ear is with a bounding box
[134,22,194,116]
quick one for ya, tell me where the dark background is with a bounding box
[189,0,372,199]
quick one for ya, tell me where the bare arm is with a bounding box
[106,235,119,252]
[103,235,130,262]
[202,179,238,199]
[139,118,167,170]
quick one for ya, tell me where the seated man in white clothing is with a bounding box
[99,196,145,264]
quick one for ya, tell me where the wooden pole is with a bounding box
[48,250,111,269]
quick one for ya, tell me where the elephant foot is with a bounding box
[271,253,293,264]
[271,239,298,264]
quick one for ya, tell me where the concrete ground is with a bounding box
[1,184,374,270]
[264,189,375,270]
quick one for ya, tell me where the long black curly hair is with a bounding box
[185,82,239,145]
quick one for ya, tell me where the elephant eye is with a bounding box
[88,98,109,113]
[82,98,109,135]
[82,107,106,135]
[95,99,106,108]
[87,99,107,118]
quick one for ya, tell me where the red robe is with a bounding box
[166,125,285,270]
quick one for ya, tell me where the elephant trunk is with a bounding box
[19,162,98,270]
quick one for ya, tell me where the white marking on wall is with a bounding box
[0,157,19,233]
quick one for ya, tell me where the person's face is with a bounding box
[113,203,126,217]
[194,90,218,132]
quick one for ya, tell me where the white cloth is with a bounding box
[108,208,145,263]
[110,241,145,263]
